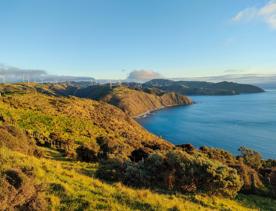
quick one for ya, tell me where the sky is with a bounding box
[0,0,276,79]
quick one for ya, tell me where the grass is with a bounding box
[1,147,276,211]
[0,92,171,159]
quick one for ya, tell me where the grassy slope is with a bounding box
[102,87,192,117]
[0,91,172,158]
[0,83,192,117]
[2,147,276,211]
[0,84,276,210]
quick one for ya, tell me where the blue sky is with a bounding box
[0,0,275,79]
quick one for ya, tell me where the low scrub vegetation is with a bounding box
[97,150,243,198]
[1,147,276,210]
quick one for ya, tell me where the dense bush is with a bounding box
[76,142,100,162]
[167,151,242,196]
[238,147,262,170]
[96,136,128,159]
[96,159,125,182]
[130,147,153,162]
[262,159,276,168]
[48,132,75,154]
[271,168,276,195]
[176,144,195,154]
[98,150,243,198]
[199,146,237,165]
[231,163,264,194]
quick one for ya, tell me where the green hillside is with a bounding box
[0,83,276,211]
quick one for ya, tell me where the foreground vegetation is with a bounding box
[0,83,276,210]
[1,147,276,210]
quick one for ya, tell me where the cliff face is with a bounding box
[160,92,192,107]
[102,87,192,117]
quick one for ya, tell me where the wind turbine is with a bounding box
[0,75,5,83]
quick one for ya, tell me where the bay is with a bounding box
[138,90,276,159]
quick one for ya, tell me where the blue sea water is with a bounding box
[138,90,276,159]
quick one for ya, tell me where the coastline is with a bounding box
[134,103,193,119]
[134,90,266,119]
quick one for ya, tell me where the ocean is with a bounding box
[138,90,276,159]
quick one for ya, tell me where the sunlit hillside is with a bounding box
[0,83,276,210]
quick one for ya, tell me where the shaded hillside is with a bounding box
[143,79,265,95]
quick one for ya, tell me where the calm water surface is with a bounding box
[138,90,276,159]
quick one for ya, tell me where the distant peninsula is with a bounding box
[142,79,265,95]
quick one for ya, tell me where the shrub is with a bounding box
[99,150,243,197]
[165,150,242,197]
[271,168,276,195]
[96,159,125,182]
[49,132,74,152]
[0,114,5,122]
[130,147,153,162]
[230,163,264,194]
[238,147,262,170]
[124,153,166,188]
[262,159,276,168]
[96,136,127,159]
[176,144,195,154]
[200,146,237,165]
[76,142,100,162]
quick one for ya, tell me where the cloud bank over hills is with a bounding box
[126,70,163,82]
[1,64,275,89]
[0,64,94,83]
[124,70,276,89]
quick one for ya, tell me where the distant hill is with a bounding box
[171,74,276,90]
[49,84,192,117]
[143,79,264,95]
[100,86,192,117]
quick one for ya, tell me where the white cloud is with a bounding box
[0,64,46,76]
[232,0,276,29]
[0,64,94,83]
[127,70,163,82]
[232,7,258,22]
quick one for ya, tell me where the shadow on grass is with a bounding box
[236,194,276,211]
[38,147,72,161]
